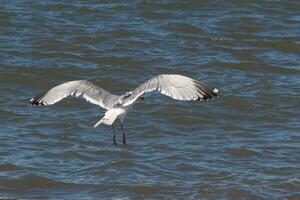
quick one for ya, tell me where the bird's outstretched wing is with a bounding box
[29,80,114,109]
[122,74,220,106]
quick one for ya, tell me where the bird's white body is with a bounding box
[94,105,133,127]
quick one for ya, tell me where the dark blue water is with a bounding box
[1,1,300,199]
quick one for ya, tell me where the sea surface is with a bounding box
[1,1,300,199]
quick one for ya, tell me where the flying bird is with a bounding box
[29,74,220,145]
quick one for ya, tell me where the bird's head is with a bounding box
[117,91,132,104]
[117,91,144,105]
[123,91,132,98]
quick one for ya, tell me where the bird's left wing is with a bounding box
[122,74,220,106]
[29,80,113,110]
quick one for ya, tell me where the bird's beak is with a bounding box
[139,96,145,100]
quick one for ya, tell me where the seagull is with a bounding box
[29,74,220,145]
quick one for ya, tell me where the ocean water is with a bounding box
[0,1,300,199]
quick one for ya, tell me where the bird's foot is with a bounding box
[113,135,117,145]
[122,135,126,145]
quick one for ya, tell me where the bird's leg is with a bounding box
[120,123,126,145]
[112,125,117,145]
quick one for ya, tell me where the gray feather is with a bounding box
[122,74,220,106]
[30,80,119,110]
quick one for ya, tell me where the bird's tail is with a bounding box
[93,109,121,127]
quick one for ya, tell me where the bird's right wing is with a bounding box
[29,80,113,109]
[122,74,220,106]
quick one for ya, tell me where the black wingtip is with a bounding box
[29,95,44,106]
[193,80,220,101]
[213,88,220,97]
[206,88,220,100]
